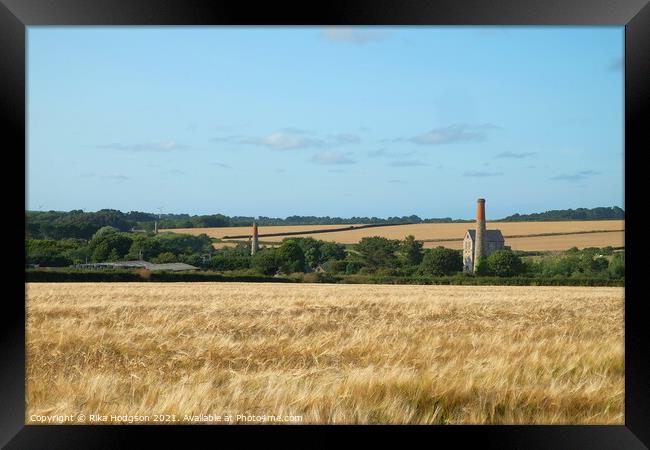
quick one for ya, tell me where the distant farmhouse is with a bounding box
[463,199,508,273]
[72,260,199,272]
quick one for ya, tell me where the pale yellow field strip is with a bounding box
[165,221,623,245]
[167,221,625,252]
[163,224,366,239]
[423,231,625,251]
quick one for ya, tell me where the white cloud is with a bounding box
[240,130,361,151]
[551,170,600,182]
[211,162,232,169]
[265,132,322,150]
[368,149,417,158]
[311,151,357,165]
[408,124,500,145]
[320,27,388,44]
[243,131,324,150]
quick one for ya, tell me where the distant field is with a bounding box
[424,231,625,251]
[26,282,623,424]
[166,220,625,251]
[165,224,366,239]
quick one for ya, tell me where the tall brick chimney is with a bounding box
[473,198,486,272]
[251,221,259,256]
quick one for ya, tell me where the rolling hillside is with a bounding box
[164,220,625,252]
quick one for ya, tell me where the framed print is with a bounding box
[1,0,648,447]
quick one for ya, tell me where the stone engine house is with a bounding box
[463,198,506,273]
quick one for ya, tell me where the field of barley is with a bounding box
[26,282,624,425]
[166,220,624,251]
[423,231,625,251]
[165,224,366,239]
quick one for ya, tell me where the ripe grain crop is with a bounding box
[274,220,623,243]
[166,220,624,251]
[165,224,364,239]
[424,231,625,251]
[26,283,623,424]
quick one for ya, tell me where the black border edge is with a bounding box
[0,0,26,447]
[3,425,650,449]
[1,0,649,25]
[2,0,648,448]
[625,0,650,447]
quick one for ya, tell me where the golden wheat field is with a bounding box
[257,220,624,243]
[165,224,366,239]
[26,282,624,425]
[423,231,625,251]
[166,220,624,251]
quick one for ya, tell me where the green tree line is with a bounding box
[27,226,624,283]
[26,206,623,240]
[500,206,624,222]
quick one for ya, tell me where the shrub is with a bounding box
[399,235,424,265]
[277,239,306,273]
[153,252,178,263]
[608,252,625,278]
[88,229,134,262]
[486,250,525,277]
[355,236,400,270]
[320,242,346,262]
[419,247,463,276]
[153,232,213,255]
[252,249,282,276]
[26,239,74,267]
[26,269,142,282]
[345,261,364,274]
[376,267,405,277]
[209,254,251,271]
[474,256,490,276]
[322,259,348,273]
[25,269,624,287]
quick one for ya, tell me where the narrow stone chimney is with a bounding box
[473,198,486,272]
[251,221,259,256]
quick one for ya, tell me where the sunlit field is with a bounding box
[26,282,624,424]
[423,231,624,251]
[166,220,624,252]
[164,224,366,239]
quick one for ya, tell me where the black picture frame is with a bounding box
[1,0,647,447]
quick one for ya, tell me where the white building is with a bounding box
[463,229,505,273]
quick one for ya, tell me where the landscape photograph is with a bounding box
[25,26,624,425]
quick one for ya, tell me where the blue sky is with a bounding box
[27,26,624,219]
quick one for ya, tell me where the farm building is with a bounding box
[71,260,199,272]
[463,199,507,273]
